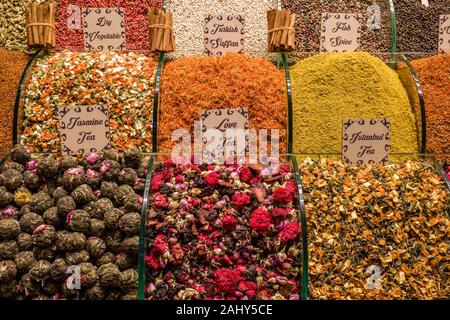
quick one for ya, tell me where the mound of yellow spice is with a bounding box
[291,52,419,155]
[158,53,287,153]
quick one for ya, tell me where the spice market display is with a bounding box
[0,0,449,302]
[0,145,145,299]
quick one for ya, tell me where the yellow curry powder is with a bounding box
[290,52,419,155]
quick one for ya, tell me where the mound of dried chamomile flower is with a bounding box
[300,158,449,300]
[0,145,146,300]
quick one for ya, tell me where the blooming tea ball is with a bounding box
[85,281,106,300]
[33,245,57,261]
[55,231,87,252]
[86,237,107,258]
[43,207,61,227]
[57,196,76,216]
[20,273,39,296]
[122,236,139,254]
[118,168,138,186]
[32,224,56,247]
[0,260,17,282]
[71,184,94,206]
[79,262,98,288]
[23,171,40,190]
[42,279,58,296]
[37,158,59,178]
[0,218,21,240]
[52,187,69,201]
[20,212,44,234]
[62,167,86,191]
[91,198,114,220]
[0,280,16,299]
[29,260,51,281]
[65,250,90,265]
[114,185,135,206]
[124,193,141,212]
[99,160,121,181]
[89,219,106,237]
[14,187,32,207]
[15,251,36,274]
[115,252,135,271]
[104,208,122,230]
[0,169,24,191]
[100,181,119,200]
[0,187,13,207]
[59,156,79,173]
[50,258,68,280]
[119,212,140,235]
[123,148,142,169]
[11,145,31,164]
[68,210,91,233]
[104,231,123,253]
[121,269,138,288]
[98,263,123,288]
[0,240,19,259]
[29,192,53,214]
[17,232,33,251]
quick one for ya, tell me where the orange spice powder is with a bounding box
[158,53,287,153]
[412,54,450,154]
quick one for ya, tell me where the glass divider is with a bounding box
[290,155,309,300]
[432,156,450,193]
[152,52,166,153]
[387,0,397,68]
[12,48,43,145]
[282,53,293,154]
[138,154,156,300]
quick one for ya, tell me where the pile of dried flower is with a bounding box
[145,159,302,300]
[21,51,157,153]
[0,145,146,300]
[300,158,449,300]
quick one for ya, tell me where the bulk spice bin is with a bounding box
[0,146,152,299]
[138,154,308,300]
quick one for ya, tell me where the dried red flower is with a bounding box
[151,173,165,192]
[278,222,300,243]
[249,207,272,234]
[153,234,168,255]
[221,215,237,232]
[153,193,169,209]
[238,166,252,183]
[214,268,243,295]
[204,172,220,187]
[273,187,293,204]
[231,192,251,208]
[272,208,287,218]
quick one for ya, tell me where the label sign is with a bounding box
[320,13,362,52]
[204,15,245,56]
[438,15,450,54]
[200,108,249,158]
[342,119,390,164]
[82,7,126,51]
[59,105,110,156]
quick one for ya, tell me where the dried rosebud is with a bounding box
[13,187,32,206]
[121,269,138,288]
[68,209,91,233]
[56,196,76,216]
[85,152,101,167]
[32,224,56,246]
[79,262,98,287]
[85,169,101,188]
[119,212,140,235]
[71,184,94,206]
[17,232,33,251]
[89,219,105,237]
[50,259,67,280]
[86,237,106,258]
[249,207,272,234]
[121,236,139,254]
[104,208,122,230]
[85,281,105,300]
[25,159,38,173]
[37,158,58,178]
[114,252,134,271]
[43,207,60,227]
[33,245,57,261]
[97,252,115,266]
[15,251,36,274]
[29,260,51,281]
[19,212,44,234]
[0,218,21,240]
[0,186,13,207]
[98,263,123,288]
[52,187,69,201]
[114,185,135,206]
[119,168,138,186]
[0,169,23,192]
[123,148,142,169]
[100,181,119,200]
[0,240,19,259]
[91,198,114,220]
[11,145,31,164]
[65,250,90,265]
[29,192,53,214]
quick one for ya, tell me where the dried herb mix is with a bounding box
[290,52,419,154]
[21,51,157,152]
[145,159,302,300]
[0,146,144,299]
[411,54,450,154]
[159,53,287,153]
[301,158,450,299]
